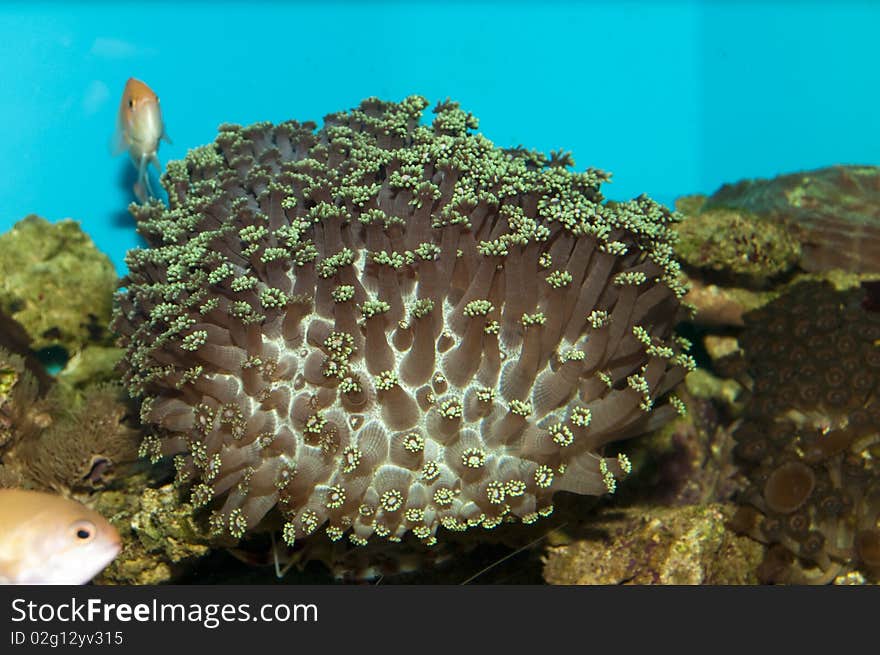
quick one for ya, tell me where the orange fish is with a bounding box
[112,77,171,203]
[0,489,121,584]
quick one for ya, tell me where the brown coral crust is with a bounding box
[732,281,880,583]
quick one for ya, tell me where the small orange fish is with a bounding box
[0,488,121,584]
[112,77,171,203]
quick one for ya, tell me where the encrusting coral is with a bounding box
[729,281,880,583]
[113,96,692,549]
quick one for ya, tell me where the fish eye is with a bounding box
[71,520,96,542]
[128,98,134,109]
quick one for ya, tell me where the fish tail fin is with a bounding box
[144,175,157,200]
[133,180,147,204]
[134,156,157,203]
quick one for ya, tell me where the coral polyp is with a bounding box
[731,281,880,583]
[113,96,690,547]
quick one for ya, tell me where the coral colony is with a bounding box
[113,96,692,548]
[731,281,880,583]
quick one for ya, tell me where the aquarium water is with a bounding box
[1,1,877,275]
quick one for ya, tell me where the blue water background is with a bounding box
[1,1,877,275]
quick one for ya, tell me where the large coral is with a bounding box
[113,96,691,548]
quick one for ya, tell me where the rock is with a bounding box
[543,503,763,584]
[0,216,117,355]
[702,165,880,274]
[675,204,800,285]
[682,278,770,326]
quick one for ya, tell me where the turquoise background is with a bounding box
[1,1,878,274]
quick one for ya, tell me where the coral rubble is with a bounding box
[94,481,212,585]
[113,96,692,549]
[542,503,763,585]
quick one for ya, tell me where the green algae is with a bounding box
[684,368,742,407]
[0,215,117,355]
[94,481,212,585]
[674,198,801,285]
[56,345,124,389]
[543,503,763,585]
[0,363,17,406]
